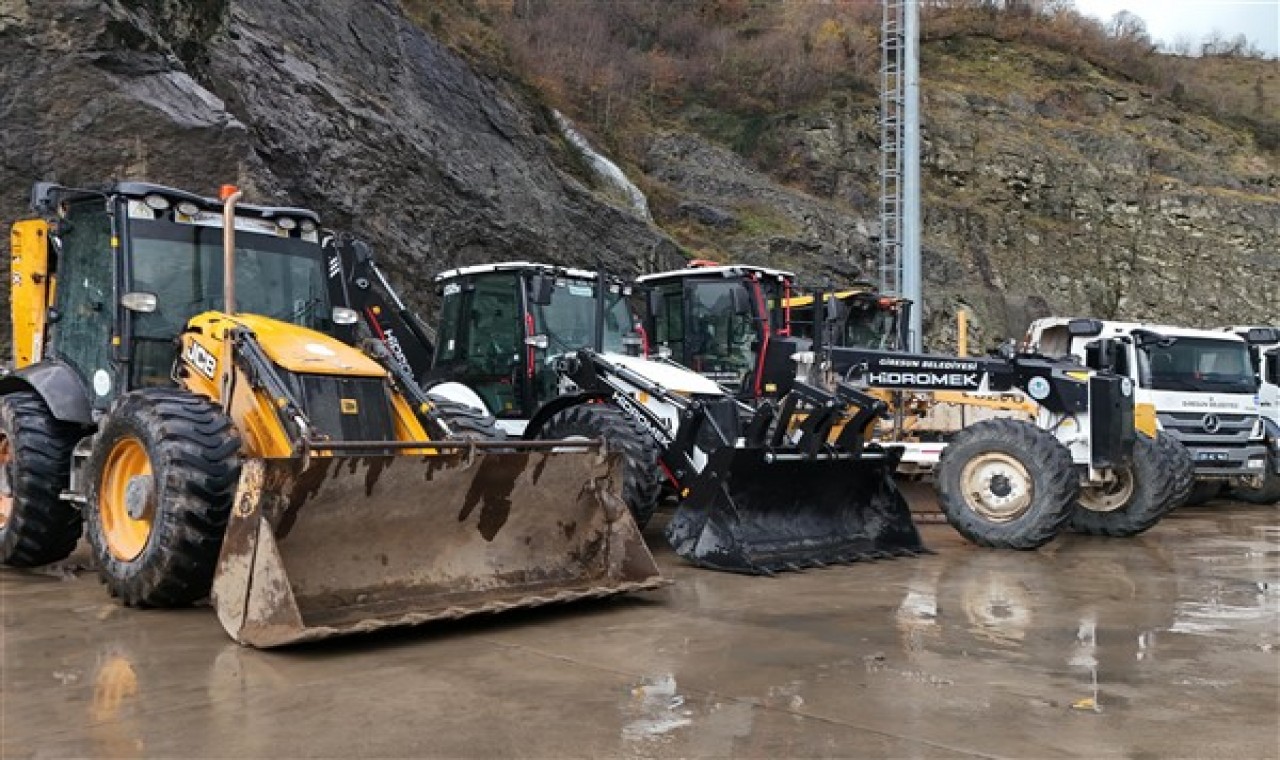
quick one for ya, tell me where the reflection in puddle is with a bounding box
[1171,591,1280,634]
[621,674,693,743]
[90,650,144,759]
[620,674,760,755]
[957,573,1033,646]
[1069,616,1103,713]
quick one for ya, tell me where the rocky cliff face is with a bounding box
[637,37,1279,349]
[0,0,675,351]
[1,2,1276,355]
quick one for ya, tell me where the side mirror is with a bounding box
[1085,338,1122,372]
[121,292,158,313]
[1067,318,1104,337]
[331,307,359,325]
[528,274,554,306]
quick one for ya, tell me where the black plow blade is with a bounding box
[664,446,927,575]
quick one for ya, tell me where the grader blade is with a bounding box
[665,446,926,575]
[212,448,666,648]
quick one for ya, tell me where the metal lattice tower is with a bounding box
[879,0,922,350]
[878,0,905,298]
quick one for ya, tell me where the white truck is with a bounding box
[1025,319,1268,505]
[1225,326,1280,503]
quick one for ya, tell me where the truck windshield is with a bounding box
[128,221,333,338]
[532,278,634,354]
[1139,337,1258,394]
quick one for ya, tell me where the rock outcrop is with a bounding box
[637,37,1279,349]
[0,0,675,352]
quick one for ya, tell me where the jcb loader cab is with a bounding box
[2,182,664,647]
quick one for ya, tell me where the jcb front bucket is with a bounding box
[665,446,926,575]
[212,449,667,647]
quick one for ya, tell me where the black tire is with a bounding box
[0,391,82,567]
[537,404,663,529]
[427,393,506,441]
[1230,452,1280,505]
[1069,433,1175,537]
[1182,480,1223,507]
[1157,432,1196,509]
[84,389,240,607]
[935,419,1077,550]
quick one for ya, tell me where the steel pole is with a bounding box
[902,0,923,351]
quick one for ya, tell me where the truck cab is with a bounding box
[1025,318,1268,489]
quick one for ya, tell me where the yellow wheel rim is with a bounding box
[0,436,13,529]
[99,437,155,561]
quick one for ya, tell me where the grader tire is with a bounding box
[1158,433,1196,509]
[538,404,663,529]
[84,389,240,607]
[1069,433,1175,537]
[0,391,81,567]
[1229,452,1280,505]
[935,419,1077,550]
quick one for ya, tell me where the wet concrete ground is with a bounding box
[3,503,1278,759]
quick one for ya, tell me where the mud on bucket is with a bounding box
[212,449,667,647]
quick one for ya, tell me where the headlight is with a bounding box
[143,194,170,210]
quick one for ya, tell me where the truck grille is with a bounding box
[1158,411,1261,472]
[1157,412,1255,446]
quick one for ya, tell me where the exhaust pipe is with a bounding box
[220,184,242,314]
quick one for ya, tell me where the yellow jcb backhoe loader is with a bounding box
[1,181,664,647]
